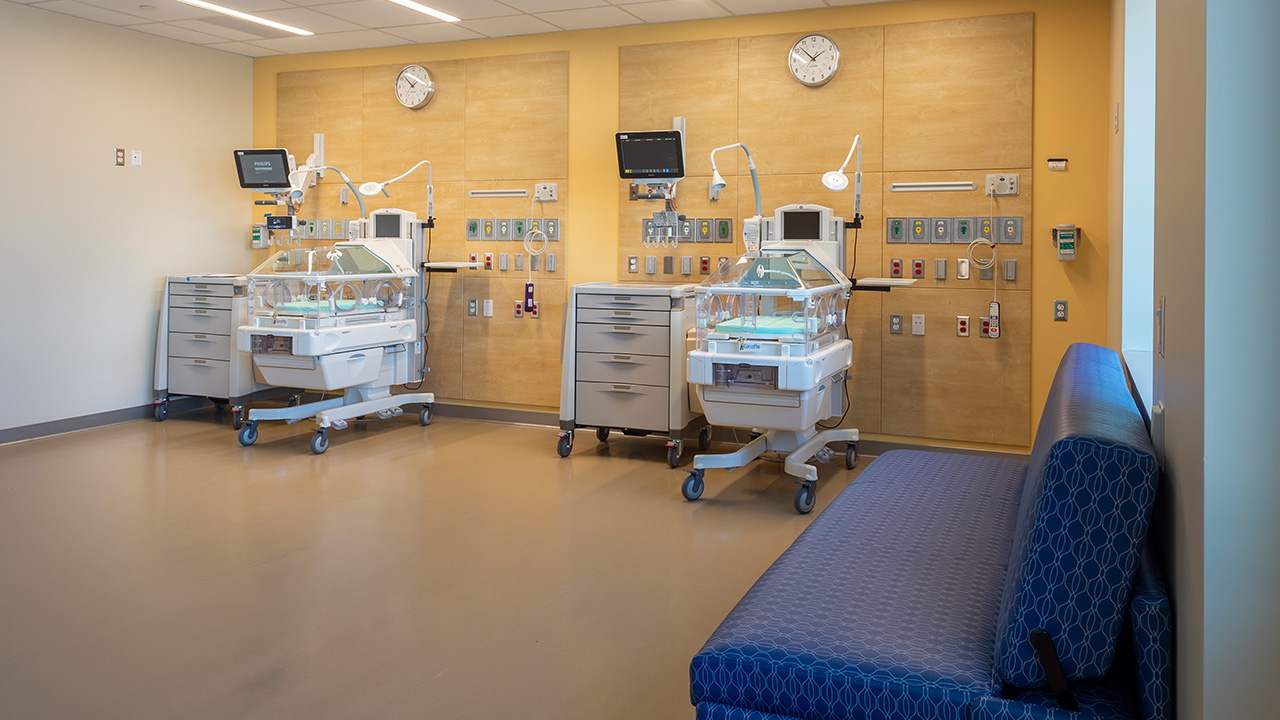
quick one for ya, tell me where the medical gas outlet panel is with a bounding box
[886,216,1023,245]
[253,217,358,248]
[465,218,561,243]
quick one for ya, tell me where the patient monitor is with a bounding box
[774,204,843,269]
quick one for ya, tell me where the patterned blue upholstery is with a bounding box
[697,701,803,720]
[1128,545,1171,720]
[970,677,1138,720]
[994,344,1159,687]
[690,450,1028,720]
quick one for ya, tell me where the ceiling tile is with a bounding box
[253,27,408,53]
[31,0,148,25]
[412,0,521,21]
[205,40,284,56]
[73,0,210,22]
[253,7,362,33]
[128,21,229,43]
[537,6,640,31]
[616,0,729,24]
[384,22,484,44]
[459,14,559,38]
[716,0,826,14]
[501,0,606,12]
[169,17,276,40]
[199,0,296,11]
[312,0,443,29]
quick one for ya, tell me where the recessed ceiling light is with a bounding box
[384,0,460,23]
[137,4,156,10]
[171,0,313,36]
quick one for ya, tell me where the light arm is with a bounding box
[289,165,365,218]
[709,143,762,218]
[823,134,863,228]
[357,160,433,219]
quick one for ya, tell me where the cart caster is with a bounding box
[794,484,816,514]
[153,400,168,422]
[698,425,713,451]
[419,405,433,426]
[556,432,573,458]
[846,442,858,470]
[682,470,705,501]
[288,394,301,407]
[596,427,610,442]
[237,421,258,447]
[310,428,330,455]
[232,407,244,430]
[213,400,227,412]
[666,442,682,469]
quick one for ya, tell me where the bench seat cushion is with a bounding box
[691,450,1028,720]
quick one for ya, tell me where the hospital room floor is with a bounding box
[0,407,865,720]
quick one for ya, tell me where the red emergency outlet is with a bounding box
[529,301,540,319]
[484,253,493,270]
[514,302,523,318]
[700,257,711,274]
[890,258,903,278]
[912,259,925,278]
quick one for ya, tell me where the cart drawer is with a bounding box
[171,281,235,297]
[169,308,232,334]
[576,352,668,387]
[576,294,670,312]
[576,323,668,356]
[576,381,668,432]
[169,294,234,311]
[576,308,669,327]
[168,357,230,397]
[169,332,232,361]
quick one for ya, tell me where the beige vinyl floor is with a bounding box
[0,406,866,720]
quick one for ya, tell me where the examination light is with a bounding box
[709,142,762,218]
[824,134,863,229]
[358,160,434,220]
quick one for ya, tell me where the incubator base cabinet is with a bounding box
[153,275,267,420]
[235,231,435,454]
[682,243,859,514]
[557,282,710,467]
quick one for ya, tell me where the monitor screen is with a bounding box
[374,213,403,238]
[781,210,823,241]
[234,149,291,190]
[616,131,685,180]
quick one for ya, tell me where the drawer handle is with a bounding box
[192,298,212,304]
[193,360,206,365]
[611,297,640,304]
[612,311,632,316]
[609,326,637,334]
[194,309,207,314]
[193,334,208,340]
[609,355,635,363]
[609,385,637,393]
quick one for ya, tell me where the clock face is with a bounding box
[788,34,840,87]
[395,65,435,109]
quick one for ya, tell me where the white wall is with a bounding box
[1121,0,1156,402]
[1151,0,1206,718]
[1202,1,1280,718]
[0,3,252,431]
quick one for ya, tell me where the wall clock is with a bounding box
[788,34,840,88]
[395,64,435,109]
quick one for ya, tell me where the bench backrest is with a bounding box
[993,343,1159,687]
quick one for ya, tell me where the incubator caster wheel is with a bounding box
[153,400,168,422]
[666,442,682,469]
[237,421,258,447]
[310,428,330,455]
[288,394,301,407]
[845,442,858,470]
[794,485,816,515]
[419,405,433,426]
[556,432,573,458]
[213,400,227,412]
[681,470,705,501]
[232,407,244,430]
[596,427,610,442]
[698,425,713,451]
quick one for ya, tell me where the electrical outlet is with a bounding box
[628,256,639,273]
[700,256,710,274]
[911,314,925,336]
[514,302,523,318]
[534,183,558,202]
[957,316,970,337]
[114,148,126,166]
[889,314,903,334]
[912,259,925,279]
[1054,300,1068,321]
[957,258,971,279]
[468,252,479,265]
[529,301,540,319]
[890,258,903,278]
[484,253,493,270]
[984,173,1020,196]
[468,299,478,316]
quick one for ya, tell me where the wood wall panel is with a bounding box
[881,288,1031,445]
[361,61,466,183]
[277,68,364,186]
[619,39,740,177]
[464,52,568,181]
[883,14,1033,171]
[738,27,885,175]
[275,53,570,411]
[460,278,566,407]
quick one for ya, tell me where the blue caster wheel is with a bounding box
[682,470,705,501]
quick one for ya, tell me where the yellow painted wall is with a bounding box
[252,0,1113,448]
